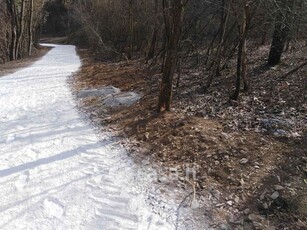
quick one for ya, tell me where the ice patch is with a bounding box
[77,86,121,98]
[102,92,141,107]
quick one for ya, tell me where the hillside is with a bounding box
[71,44,307,229]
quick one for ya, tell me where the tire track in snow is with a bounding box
[0,44,173,230]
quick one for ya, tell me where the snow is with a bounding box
[102,92,142,107]
[77,86,121,99]
[0,44,173,230]
[77,87,142,108]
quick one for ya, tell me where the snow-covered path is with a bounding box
[0,44,172,230]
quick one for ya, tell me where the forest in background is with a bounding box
[69,0,307,106]
[1,0,307,105]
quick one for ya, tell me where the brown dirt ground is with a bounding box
[71,47,306,229]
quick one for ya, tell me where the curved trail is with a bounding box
[0,44,173,229]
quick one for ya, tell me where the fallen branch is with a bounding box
[175,191,193,230]
[281,61,307,79]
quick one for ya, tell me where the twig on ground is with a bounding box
[281,61,307,79]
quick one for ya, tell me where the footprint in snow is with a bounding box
[6,134,16,143]
[43,198,65,218]
[15,171,29,191]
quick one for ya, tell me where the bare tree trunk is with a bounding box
[230,1,250,100]
[267,0,293,66]
[242,36,248,91]
[6,0,17,60]
[127,0,134,60]
[215,0,229,76]
[176,57,182,88]
[260,29,267,46]
[267,14,289,66]
[15,0,26,59]
[147,27,158,60]
[204,0,229,91]
[28,0,34,55]
[158,0,183,112]
[146,0,159,61]
[160,17,167,72]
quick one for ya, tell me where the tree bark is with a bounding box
[127,0,134,60]
[204,0,229,91]
[6,0,17,60]
[15,0,26,59]
[158,0,183,112]
[146,0,159,61]
[267,0,293,66]
[28,0,34,55]
[267,15,289,66]
[230,1,250,100]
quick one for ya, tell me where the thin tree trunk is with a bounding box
[15,0,26,59]
[176,57,182,88]
[230,1,250,100]
[127,0,133,60]
[215,0,229,76]
[204,0,230,91]
[6,0,17,60]
[147,27,158,60]
[260,29,267,46]
[158,0,183,112]
[242,37,248,91]
[28,0,34,55]
[146,0,159,61]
